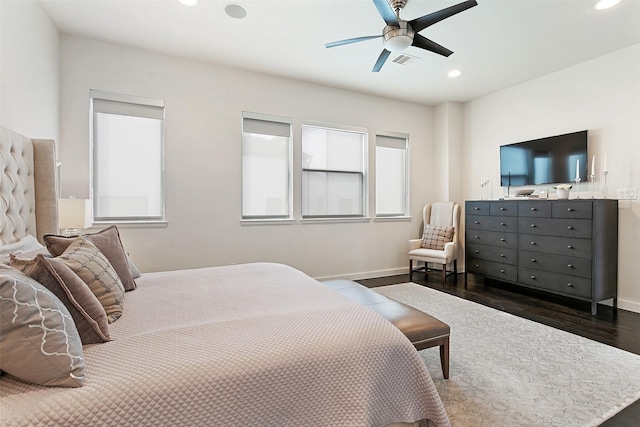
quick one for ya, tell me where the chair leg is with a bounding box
[453,260,458,283]
[440,337,450,379]
[442,264,446,283]
[409,259,413,281]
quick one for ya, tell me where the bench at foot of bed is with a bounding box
[320,279,450,379]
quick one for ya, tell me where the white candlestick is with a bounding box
[575,159,580,180]
[591,155,595,176]
[603,154,607,172]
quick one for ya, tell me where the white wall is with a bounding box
[462,44,640,313]
[0,0,59,140]
[58,35,437,279]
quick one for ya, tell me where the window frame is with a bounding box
[241,111,293,223]
[89,89,166,224]
[375,130,410,220]
[301,121,369,221]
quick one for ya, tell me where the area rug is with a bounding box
[375,283,640,427]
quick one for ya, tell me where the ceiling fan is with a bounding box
[325,0,478,72]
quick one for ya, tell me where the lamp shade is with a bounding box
[58,198,93,231]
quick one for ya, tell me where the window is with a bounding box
[301,123,367,218]
[242,113,292,220]
[90,90,165,222]
[376,132,409,217]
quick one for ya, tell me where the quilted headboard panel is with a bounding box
[0,126,58,244]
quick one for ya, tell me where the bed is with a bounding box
[0,125,450,427]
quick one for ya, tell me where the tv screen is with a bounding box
[500,130,588,187]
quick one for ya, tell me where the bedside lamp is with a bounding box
[58,198,92,236]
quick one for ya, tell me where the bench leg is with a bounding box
[440,337,450,379]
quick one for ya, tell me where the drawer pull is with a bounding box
[500,253,505,257]
[475,264,479,268]
[500,207,505,211]
[531,258,536,262]
[501,222,506,226]
[475,235,480,239]
[530,241,536,245]
[567,245,573,249]
[567,226,574,230]
[500,238,506,242]
[474,250,479,254]
[530,207,537,211]
[567,264,573,268]
[530,224,537,228]
[474,220,479,224]
[567,208,574,212]
[474,207,480,210]
[567,283,573,287]
[500,269,505,273]
[530,275,536,280]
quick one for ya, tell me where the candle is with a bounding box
[576,159,580,180]
[591,156,595,176]
[603,155,607,172]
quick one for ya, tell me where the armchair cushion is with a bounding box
[421,224,454,250]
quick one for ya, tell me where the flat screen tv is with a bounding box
[500,130,588,187]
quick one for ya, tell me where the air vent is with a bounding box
[392,53,419,66]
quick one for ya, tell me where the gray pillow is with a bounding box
[0,266,85,387]
[56,237,126,323]
[44,226,137,291]
[9,254,111,344]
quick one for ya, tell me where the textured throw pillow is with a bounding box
[421,224,455,250]
[0,266,85,387]
[44,226,137,291]
[9,254,111,344]
[56,237,125,323]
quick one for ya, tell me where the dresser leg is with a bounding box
[591,301,597,316]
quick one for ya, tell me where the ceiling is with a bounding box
[40,0,640,105]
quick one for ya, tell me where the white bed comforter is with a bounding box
[0,262,449,427]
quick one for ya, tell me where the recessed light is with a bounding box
[225,4,248,19]
[594,0,623,10]
[178,0,198,6]
[448,69,462,78]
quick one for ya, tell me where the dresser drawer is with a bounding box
[519,250,591,279]
[552,201,593,219]
[518,217,592,239]
[490,201,518,217]
[468,243,517,265]
[518,201,551,218]
[518,234,592,259]
[466,229,517,248]
[467,215,518,232]
[518,267,591,299]
[467,259,517,282]
[466,201,491,216]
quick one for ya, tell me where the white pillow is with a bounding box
[0,235,45,264]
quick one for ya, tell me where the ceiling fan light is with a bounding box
[593,0,623,10]
[384,35,413,52]
[383,22,415,52]
[225,4,248,19]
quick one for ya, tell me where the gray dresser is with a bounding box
[465,199,618,314]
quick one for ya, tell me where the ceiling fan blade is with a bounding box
[325,35,382,49]
[411,34,453,57]
[372,49,391,72]
[409,0,477,33]
[372,0,399,26]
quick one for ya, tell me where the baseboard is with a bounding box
[617,298,640,314]
[314,267,407,282]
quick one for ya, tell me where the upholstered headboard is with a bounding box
[0,125,58,244]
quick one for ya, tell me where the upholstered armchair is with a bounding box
[408,202,461,283]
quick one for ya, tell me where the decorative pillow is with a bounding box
[421,224,455,250]
[44,226,137,291]
[0,266,85,387]
[9,254,111,344]
[126,253,142,279]
[56,237,125,323]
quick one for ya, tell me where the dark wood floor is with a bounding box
[356,272,640,427]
